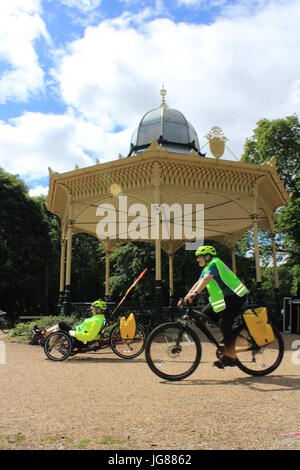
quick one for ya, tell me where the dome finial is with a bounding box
[160,83,167,107]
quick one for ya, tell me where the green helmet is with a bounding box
[195,245,217,257]
[91,299,107,311]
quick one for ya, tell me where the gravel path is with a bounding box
[0,331,300,450]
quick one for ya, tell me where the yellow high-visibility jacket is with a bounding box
[74,314,105,343]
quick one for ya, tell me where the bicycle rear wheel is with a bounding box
[145,322,202,381]
[0,327,9,334]
[110,322,146,359]
[235,324,284,376]
[44,331,73,361]
[0,319,10,334]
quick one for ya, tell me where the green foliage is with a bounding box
[75,439,92,449]
[32,195,61,312]
[242,115,300,194]
[260,264,300,300]
[0,168,53,315]
[242,115,300,260]
[109,242,168,302]
[8,315,79,342]
[275,197,300,262]
[240,115,300,298]
[0,167,108,314]
[71,233,106,301]
[98,436,126,446]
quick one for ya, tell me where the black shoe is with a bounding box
[214,357,239,369]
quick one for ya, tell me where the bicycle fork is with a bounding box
[173,323,187,353]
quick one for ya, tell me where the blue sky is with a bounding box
[0,0,299,195]
[2,0,224,120]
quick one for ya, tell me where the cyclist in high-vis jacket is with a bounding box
[34,299,106,346]
[183,246,248,368]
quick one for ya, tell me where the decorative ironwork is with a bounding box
[205,126,228,159]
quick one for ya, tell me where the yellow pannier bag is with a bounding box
[242,307,275,347]
[120,313,136,340]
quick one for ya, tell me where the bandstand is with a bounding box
[46,88,289,313]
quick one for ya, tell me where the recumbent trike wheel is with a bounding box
[44,331,73,361]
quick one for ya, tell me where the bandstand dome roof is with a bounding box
[129,92,204,156]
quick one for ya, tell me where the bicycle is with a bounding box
[145,302,284,381]
[43,318,146,361]
[0,311,11,334]
[44,268,148,362]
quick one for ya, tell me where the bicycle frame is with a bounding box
[70,315,144,355]
[182,305,223,350]
[180,304,255,353]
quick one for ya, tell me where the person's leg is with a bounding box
[58,322,73,332]
[219,295,246,359]
[202,303,219,324]
[44,325,59,337]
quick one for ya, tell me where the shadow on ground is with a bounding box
[161,374,300,391]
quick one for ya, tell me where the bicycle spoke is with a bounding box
[148,326,199,377]
[45,332,72,361]
[110,324,146,359]
[235,327,284,374]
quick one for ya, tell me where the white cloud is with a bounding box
[176,0,227,8]
[60,0,102,12]
[29,185,49,197]
[0,0,50,104]
[53,0,300,161]
[1,0,300,184]
[291,80,300,105]
[177,0,203,6]
[0,111,132,181]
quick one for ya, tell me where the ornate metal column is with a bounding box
[105,241,111,300]
[168,252,174,306]
[154,239,162,300]
[58,236,66,312]
[271,232,280,313]
[153,162,163,304]
[63,219,73,315]
[252,214,262,303]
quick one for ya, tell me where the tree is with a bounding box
[241,115,300,297]
[0,168,52,315]
[109,242,165,303]
[71,233,106,302]
[242,115,300,194]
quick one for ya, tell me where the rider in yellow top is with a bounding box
[74,299,106,343]
[183,246,248,368]
[34,299,106,346]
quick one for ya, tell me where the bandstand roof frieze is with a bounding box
[46,146,289,249]
[47,147,288,220]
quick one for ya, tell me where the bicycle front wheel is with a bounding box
[235,324,284,376]
[110,322,146,359]
[145,322,202,381]
[44,331,73,361]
